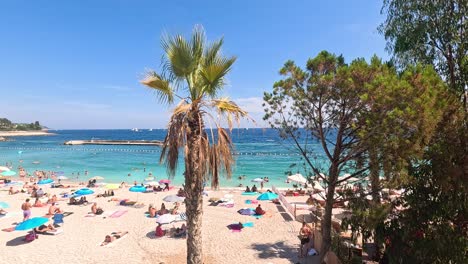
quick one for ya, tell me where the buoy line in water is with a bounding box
[0,146,320,156]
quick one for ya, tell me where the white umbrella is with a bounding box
[312,181,325,191]
[57,176,68,180]
[90,176,104,180]
[251,178,264,183]
[0,166,11,172]
[156,214,176,224]
[143,181,159,186]
[312,193,325,201]
[287,173,307,184]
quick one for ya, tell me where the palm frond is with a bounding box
[160,105,189,176]
[162,34,197,79]
[203,38,224,67]
[207,127,234,189]
[211,98,248,130]
[200,56,237,97]
[140,71,174,104]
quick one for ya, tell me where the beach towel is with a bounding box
[0,211,21,219]
[241,192,258,196]
[178,212,187,221]
[243,222,254,227]
[145,213,158,218]
[44,228,63,235]
[110,210,127,218]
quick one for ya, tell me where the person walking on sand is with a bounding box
[21,198,32,221]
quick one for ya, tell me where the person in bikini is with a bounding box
[101,231,128,246]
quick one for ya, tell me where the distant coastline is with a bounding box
[0,130,54,137]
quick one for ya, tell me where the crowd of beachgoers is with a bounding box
[0,164,326,264]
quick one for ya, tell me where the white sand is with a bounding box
[0,185,307,264]
[0,131,54,137]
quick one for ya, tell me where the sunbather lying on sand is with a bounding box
[34,224,56,233]
[101,231,128,246]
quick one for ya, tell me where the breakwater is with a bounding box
[64,140,164,146]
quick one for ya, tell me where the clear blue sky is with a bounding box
[0,0,388,129]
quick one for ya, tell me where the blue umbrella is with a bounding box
[15,217,49,231]
[129,186,146,201]
[129,186,146,193]
[1,171,16,176]
[257,192,278,201]
[74,188,95,196]
[0,202,10,208]
[38,179,54,185]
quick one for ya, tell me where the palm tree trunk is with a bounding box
[185,109,204,264]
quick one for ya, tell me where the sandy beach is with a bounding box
[0,131,54,137]
[0,183,311,264]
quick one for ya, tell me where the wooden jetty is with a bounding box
[64,140,163,146]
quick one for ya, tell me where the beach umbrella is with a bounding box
[312,181,325,192]
[0,202,10,208]
[74,188,95,196]
[144,176,155,181]
[105,184,120,190]
[143,180,159,186]
[129,185,146,201]
[15,217,49,231]
[287,173,307,184]
[159,179,171,184]
[257,192,278,201]
[90,176,104,181]
[163,195,185,203]
[0,166,10,172]
[129,186,146,192]
[238,208,255,215]
[312,193,325,201]
[38,179,54,185]
[57,176,68,180]
[251,178,264,183]
[156,214,176,225]
[1,171,16,176]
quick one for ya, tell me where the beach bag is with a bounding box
[25,232,38,242]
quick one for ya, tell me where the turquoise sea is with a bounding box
[0,129,326,188]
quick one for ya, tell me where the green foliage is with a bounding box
[380,0,467,96]
[0,118,42,131]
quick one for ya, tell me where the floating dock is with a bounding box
[64,140,163,146]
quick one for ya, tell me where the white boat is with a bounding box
[149,128,153,131]
[131,128,139,132]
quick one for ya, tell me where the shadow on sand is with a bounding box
[250,240,297,259]
[145,231,156,239]
[6,236,29,246]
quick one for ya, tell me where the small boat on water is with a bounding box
[149,128,153,131]
[131,128,139,132]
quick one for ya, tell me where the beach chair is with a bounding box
[52,213,64,227]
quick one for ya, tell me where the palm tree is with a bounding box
[140,25,248,264]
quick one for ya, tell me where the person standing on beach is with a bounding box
[21,198,32,221]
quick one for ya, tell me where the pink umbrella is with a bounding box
[159,179,171,184]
